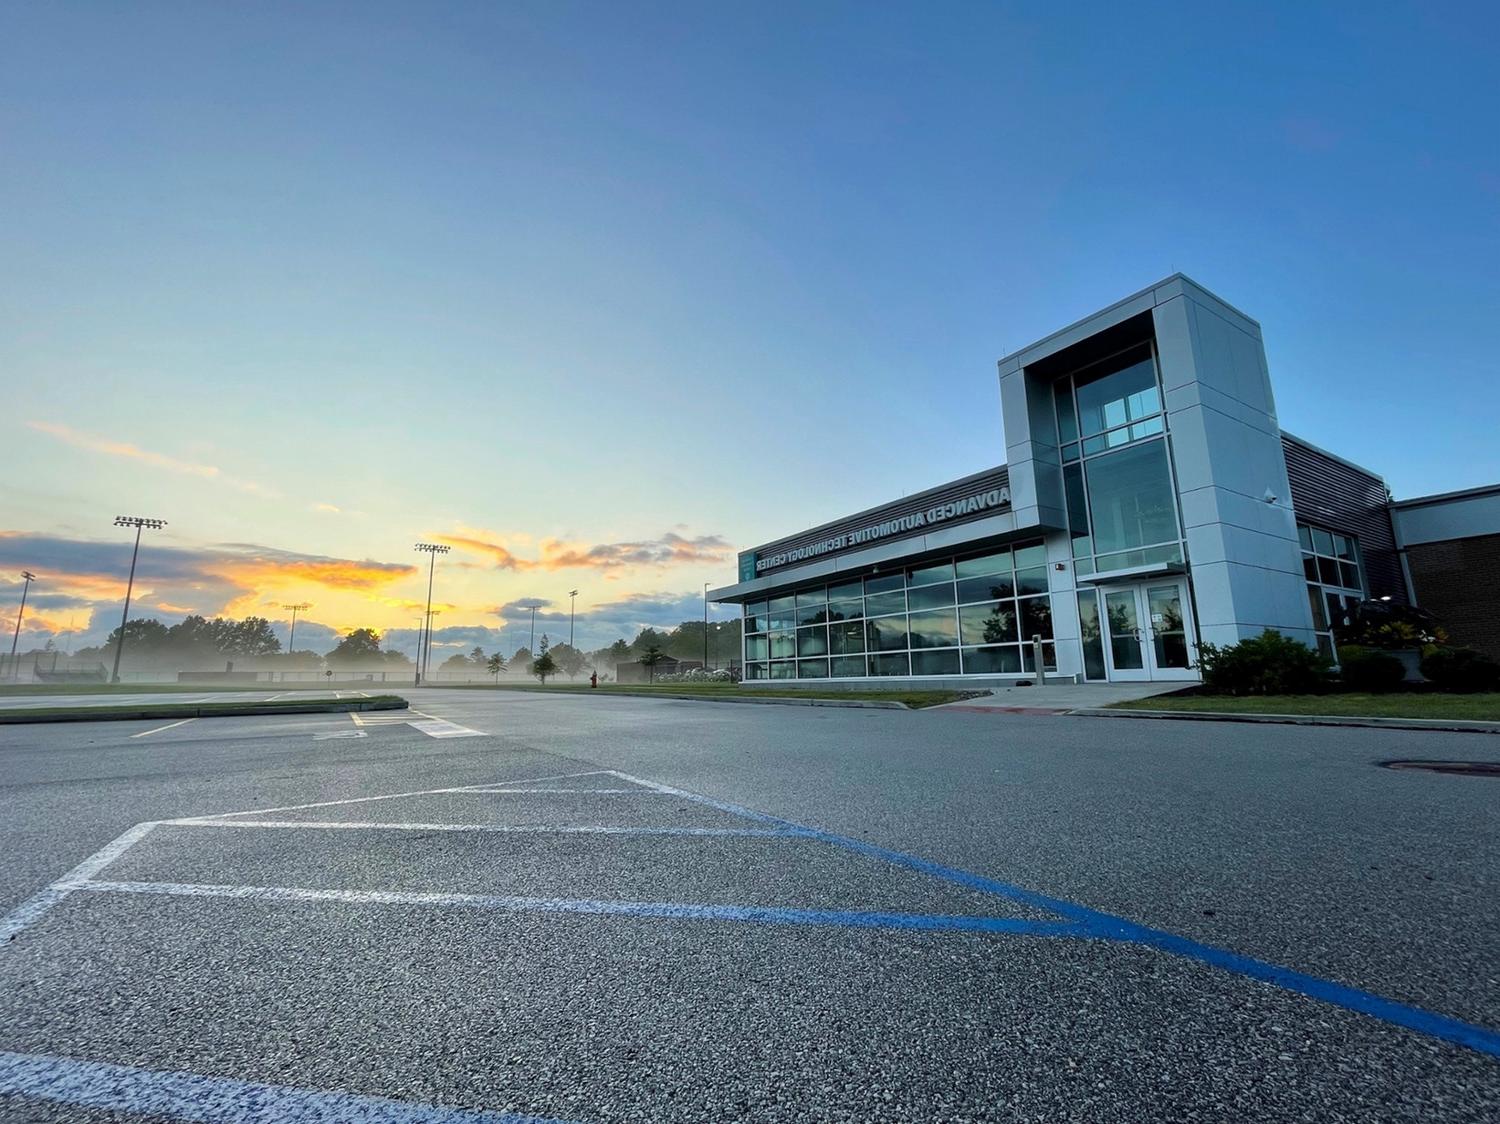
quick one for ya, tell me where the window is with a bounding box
[1299,523,1364,660]
[740,540,1054,679]
[1084,441,1179,556]
[1052,344,1184,581]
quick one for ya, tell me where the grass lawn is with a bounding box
[1112,692,1500,722]
[0,695,408,722]
[0,682,390,697]
[435,681,978,710]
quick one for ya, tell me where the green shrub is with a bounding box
[1421,646,1500,693]
[1195,630,1332,695]
[1336,645,1406,693]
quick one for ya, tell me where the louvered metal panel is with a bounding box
[1282,434,1406,603]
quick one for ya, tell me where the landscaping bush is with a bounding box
[1195,630,1332,695]
[1421,646,1500,693]
[1335,645,1406,693]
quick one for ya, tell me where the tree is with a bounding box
[551,642,586,680]
[440,651,475,672]
[486,652,506,682]
[640,642,665,683]
[468,646,487,667]
[326,628,384,664]
[607,639,630,664]
[510,646,533,674]
[531,634,558,685]
[102,618,171,657]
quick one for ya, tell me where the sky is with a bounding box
[3,1,1498,658]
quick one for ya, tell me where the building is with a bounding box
[708,275,1497,685]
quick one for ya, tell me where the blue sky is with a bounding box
[3,1,1497,652]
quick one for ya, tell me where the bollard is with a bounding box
[1031,634,1047,685]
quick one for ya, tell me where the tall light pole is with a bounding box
[568,589,579,647]
[424,609,442,678]
[281,602,311,659]
[528,604,538,653]
[8,570,36,681]
[413,543,449,686]
[703,581,710,670]
[110,516,166,684]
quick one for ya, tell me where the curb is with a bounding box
[1071,707,1500,736]
[0,698,410,726]
[484,688,910,710]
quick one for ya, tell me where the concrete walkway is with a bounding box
[936,681,1185,712]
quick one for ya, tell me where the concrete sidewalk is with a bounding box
[934,682,1184,712]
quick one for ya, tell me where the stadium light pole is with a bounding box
[413,543,449,686]
[281,602,311,658]
[424,610,442,678]
[703,582,710,670]
[568,589,578,647]
[8,570,36,681]
[528,604,538,653]
[110,517,166,684]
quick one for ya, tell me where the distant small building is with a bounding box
[615,657,703,684]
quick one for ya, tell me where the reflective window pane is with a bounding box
[769,661,795,679]
[768,630,795,659]
[957,574,1014,603]
[829,620,866,655]
[1015,567,1049,596]
[863,590,907,617]
[1312,528,1334,556]
[831,656,866,678]
[828,580,863,601]
[793,604,826,625]
[955,550,1011,579]
[959,601,1017,645]
[870,653,910,676]
[826,598,862,622]
[796,587,826,608]
[865,573,903,595]
[1020,596,1054,640]
[1084,439,1178,554]
[796,626,828,657]
[744,603,767,634]
[912,649,961,676]
[907,582,956,611]
[1298,525,1313,551]
[745,662,768,680]
[866,615,909,652]
[745,635,769,661]
[1055,381,1078,443]
[907,562,954,587]
[908,609,959,649]
[1076,590,1106,680]
[1013,544,1047,570]
[961,645,1021,675]
[797,658,828,679]
[1075,352,1159,437]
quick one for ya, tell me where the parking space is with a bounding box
[1,693,1498,1121]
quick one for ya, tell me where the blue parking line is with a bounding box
[0,1048,578,1124]
[618,772,1500,1059]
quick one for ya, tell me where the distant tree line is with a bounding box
[62,612,744,675]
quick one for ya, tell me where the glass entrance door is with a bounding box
[1100,579,1197,682]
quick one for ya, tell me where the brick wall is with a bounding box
[1405,532,1500,659]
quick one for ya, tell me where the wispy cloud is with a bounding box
[437,529,733,573]
[27,421,280,498]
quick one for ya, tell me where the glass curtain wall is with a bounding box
[1298,523,1365,659]
[741,542,1055,680]
[1054,343,1186,577]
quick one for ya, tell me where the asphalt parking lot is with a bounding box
[1,688,1497,1122]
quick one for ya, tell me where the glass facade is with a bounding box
[1054,344,1185,577]
[742,541,1056,680]
[1298,523,1365,660]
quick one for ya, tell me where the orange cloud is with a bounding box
[436,529,732,573]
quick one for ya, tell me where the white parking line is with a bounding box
[129,718,197,739]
